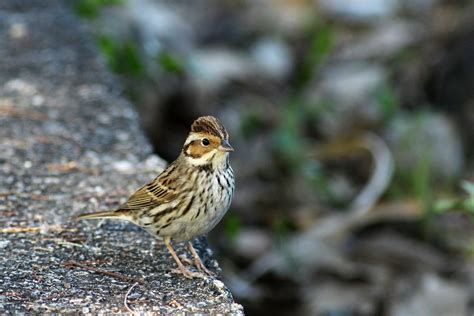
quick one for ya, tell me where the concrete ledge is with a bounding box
[0,1,242,314]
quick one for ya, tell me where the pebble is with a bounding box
[187,49,251,92]
[319,0,400,23]
[234,228,272,259]
[111,160,134,173]
[385,112,464,180]
[251,38,292,80]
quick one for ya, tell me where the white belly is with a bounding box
[144,167,234,242]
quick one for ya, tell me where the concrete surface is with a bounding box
[0,1,243,314]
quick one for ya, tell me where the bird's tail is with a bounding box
[75,209,129,221]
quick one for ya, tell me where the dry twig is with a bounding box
[45,161,98,175]
[0,225,74,234]
[0,103,48,121]
[63,261,144,284]
[124,282,139,315]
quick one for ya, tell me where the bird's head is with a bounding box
[182,116,233,168]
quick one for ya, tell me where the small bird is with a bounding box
[76,116,235,278]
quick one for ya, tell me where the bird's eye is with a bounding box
[201,138,210,146]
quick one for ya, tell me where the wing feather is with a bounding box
[118,164,179,212]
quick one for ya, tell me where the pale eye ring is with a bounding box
[201,138,210,146]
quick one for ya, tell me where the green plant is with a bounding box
[275,216,291,244]
[433,181,474,215]
[75,0,123,19]
[375,83,398,122]
[411,153,436,232]
[224,213,241,243]
[98,35,144,76]
[240,109,265,140]
[273,102,308,170]
[297,23,335,89]
[157,52,185,75]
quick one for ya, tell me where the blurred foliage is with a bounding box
[434,181,474,215]
[98,35,144,76]
[375,83,399,123]
[297,23,334,89]
[75,0,123,19]
[240,109,265,140]
[414,154,436,229]
[75,0,144,77]
[303,160,341,206]
[273,100,325,169]
[157,52,185,75]
[275,216,292,246]
[272,100,347,206]
[273,103,308,170]
[388,111,438,199]
[224,213,242,243]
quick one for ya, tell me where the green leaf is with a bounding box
[75,0,124,19]
[98,35,144,76]
[375,84,398,122]
[157,52,184,74]
[297,23,334,88]
[225,214,241,242]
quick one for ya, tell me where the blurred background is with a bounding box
[75,0,474,315]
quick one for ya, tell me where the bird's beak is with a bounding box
[219,139,234,152]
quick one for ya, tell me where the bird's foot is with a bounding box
[187,241,215,276]
[171,267,206,279]
[178,255,193,265]
[193,257,214,276]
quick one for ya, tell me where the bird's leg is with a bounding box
[188,241,214,276]
[178,255,194,265]
[164,237,201,279]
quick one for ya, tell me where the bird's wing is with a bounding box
[118,165,180,212]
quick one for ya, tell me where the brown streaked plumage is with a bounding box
[191,115,229,140]
[76,116,234,278]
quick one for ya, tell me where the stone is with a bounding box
[337,20,423,59]
[385,112,464,180]
[318,0,400,23]
[247,0,315,34]
[307,62,387,136]
[0,1,242,314]
[390,274,468,316]
[187,48,252,93]
[304,282,377,315]
[234,228,272,260]
[250,37,293,81]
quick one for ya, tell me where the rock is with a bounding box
[250,37,293,81]
[99,0,194,56]
[304,281,378,315]
[385,112,464,180]
[249,228,356,282]
[337,20,423,60]
[351,231,447,271]
[187,48,252,93]
[307,62,387,136]
[247,0,315,34]
[125,0,193,52]
[9,22,27,39]
[319,63,386,106]
[389,274,468,316]
[0,1,242,314]
[400,0,439,14]
[318,0,400,23]
[234,228,272,260]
